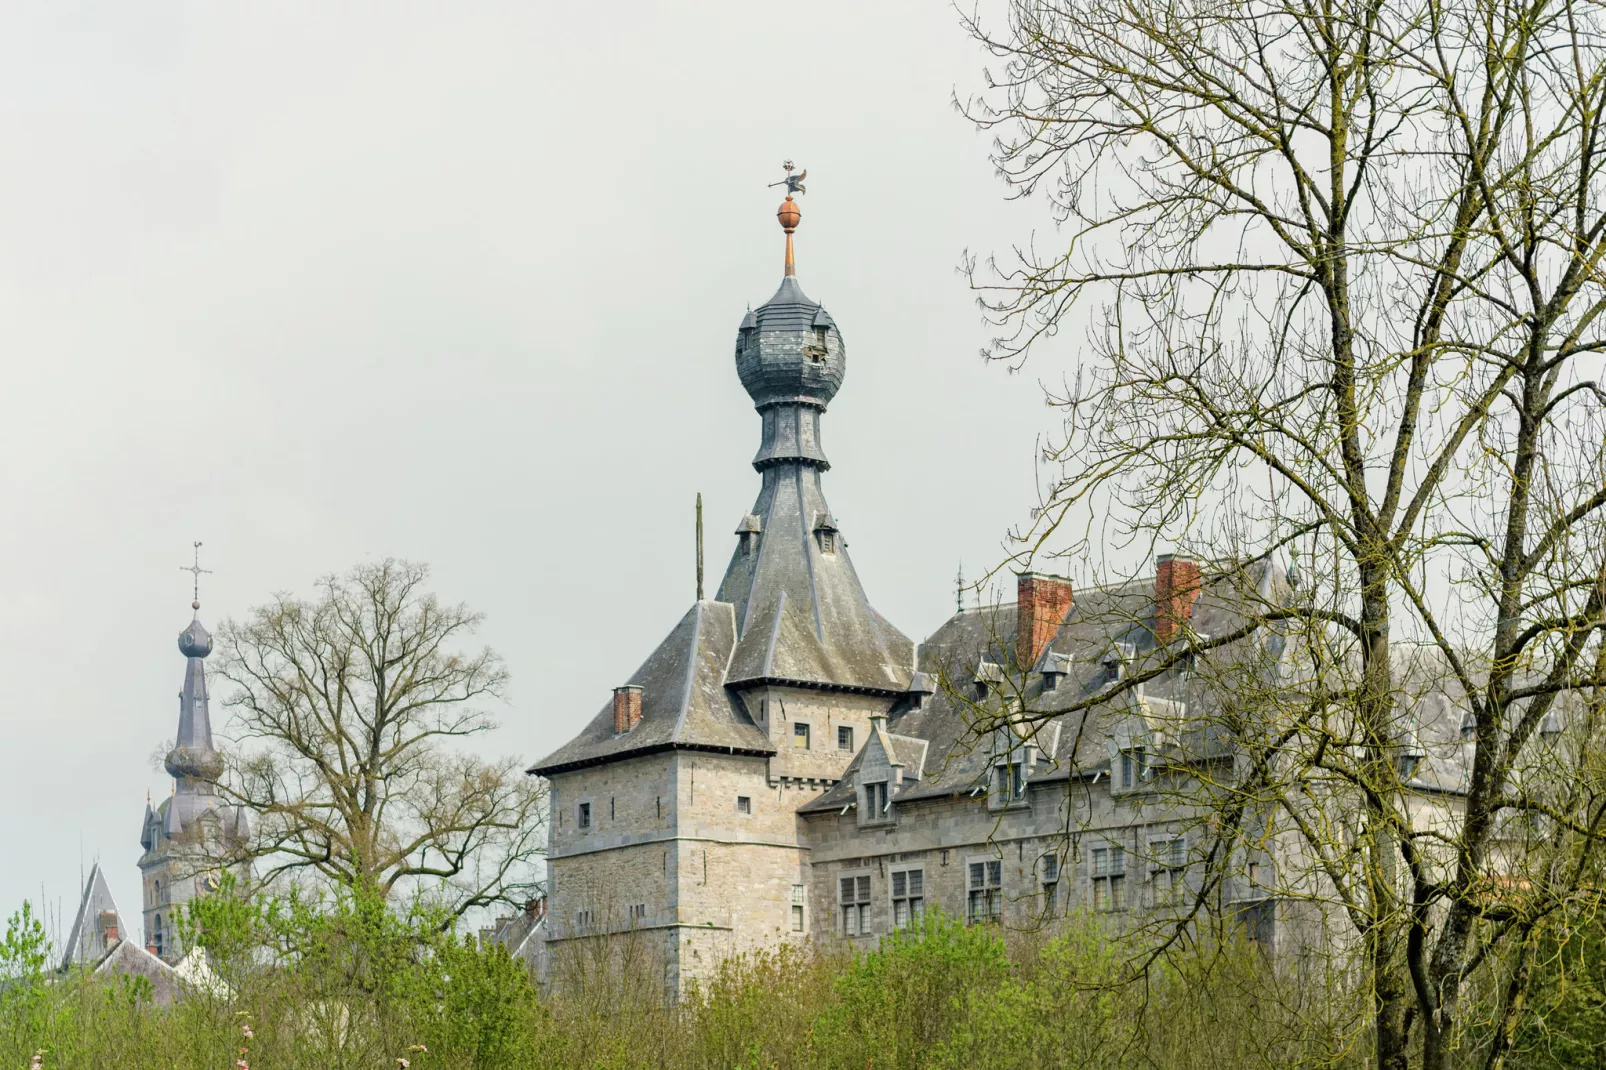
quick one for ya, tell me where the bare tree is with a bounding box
[960,0,1606,1067]
[214,559,545,919]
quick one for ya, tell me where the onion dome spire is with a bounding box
[166,543,222,787]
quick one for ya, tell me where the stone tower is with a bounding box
[137,592,250,962]
[529,170,916,994]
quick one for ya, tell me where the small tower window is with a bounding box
[819,529,836,554]
[811,326,828,361]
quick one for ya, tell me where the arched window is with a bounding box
[152,914,164,957]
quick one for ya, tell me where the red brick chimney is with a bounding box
[612,685,643,734]
[1016,572,1074,670]
[1154,554,1201,643]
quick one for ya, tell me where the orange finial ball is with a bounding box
[777,196,801,234]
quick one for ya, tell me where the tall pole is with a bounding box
[696,492,705,602]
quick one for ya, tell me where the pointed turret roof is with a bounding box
[166,610,222,785]
[530,188,913,775]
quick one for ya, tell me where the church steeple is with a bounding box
[166,544,222,791]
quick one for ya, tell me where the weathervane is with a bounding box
[768,160,807,197]
[769,161,808,277]
[180,541,212,614]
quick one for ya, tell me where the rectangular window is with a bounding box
[864,781,889,818]
[1041,853,1061,916]
[736,796,751,814]
[575,909,594,932]
[793,722,811,749]
[838,725,854,751]
[628,903,646,921]
[891,868,925,929]
[1120,747,1149,788]
[792,884,805,932]
[994,761,1026,803]
[839,874,872,935]
[967,859,1002,923]
[577,802,591,829]
[1152,836,1186,904]
[1091,846,1126,912]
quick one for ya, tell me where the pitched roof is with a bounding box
[61,863,123,971]
[802,561,1485,815]
[528,602,774,775]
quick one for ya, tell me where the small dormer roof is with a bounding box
[735,514,763,534]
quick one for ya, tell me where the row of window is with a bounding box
[836,839,1190,934]
[789,722,855,751]
[575,793,756,830]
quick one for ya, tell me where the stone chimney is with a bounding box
[612,685,643,734]
[1154,554,1201,643]
[1016,572,1074,671]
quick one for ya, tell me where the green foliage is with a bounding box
[811,910,1010,1069]
[1510,915,1606,1069]
[0,891,1586,1069]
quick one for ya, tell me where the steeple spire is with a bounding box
[166,544,222,790]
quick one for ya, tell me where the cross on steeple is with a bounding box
[180,541,212,613]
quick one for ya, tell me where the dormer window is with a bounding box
[863,780,890,819]
[973,660,1004,701]
[1119,747,1149,789]
[994,760,1025,803]
[736,514,762,557]
[813,513,839,556]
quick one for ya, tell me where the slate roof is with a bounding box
[801,560,1481,815]
[61,863,124,970]
[529,602,773,775]
[530,267,914,776]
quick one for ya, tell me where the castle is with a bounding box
[522,182,1477,994]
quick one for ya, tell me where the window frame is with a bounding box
[890,866,925,930]
[1091,845,1127,912]
[577,801,592,830]
[1150,835,1187,905]
[793,721,811,749]
[990,757,1028,809]
[862,780,891,822]
[1040,852,1061,917]
[791,884,806,933]
[838,725,854,751]
[838,871,873,937]
[966,857,1003,923]
[736,795,752,815]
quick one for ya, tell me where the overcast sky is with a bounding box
[0,2,1081,933]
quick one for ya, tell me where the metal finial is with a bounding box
[956,562,965,615]
[696,493,705,602]
[180,541,212,614]
[769,161,807,277]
